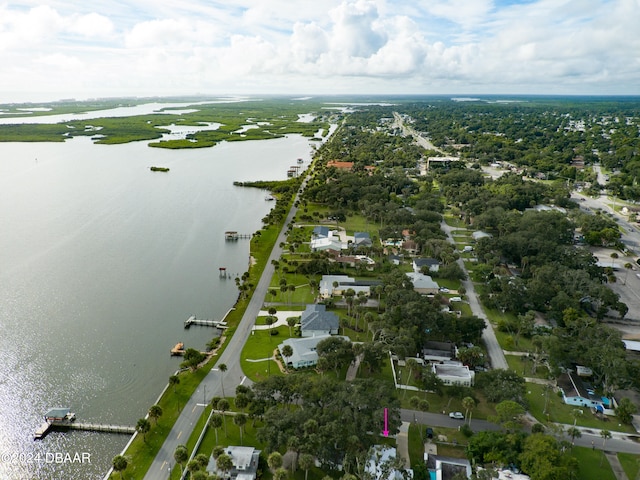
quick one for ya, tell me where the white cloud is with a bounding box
[68,13,114,38]
[0,0,638,101]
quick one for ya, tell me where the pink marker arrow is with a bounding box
[382,408,389,437]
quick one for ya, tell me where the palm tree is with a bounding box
[217,398,230,436]
[281,345,293,371]
[268,452,283,474]
[299,453,314,480]
[567,426,582,445]
[195,453,209,469]
[462,397,476,426]
[219,363,227,397]
[148,404,163,425]
[187,459,201,475]
[174,445,188,474]
[274,467,289,480]
[112,455,128,479]
[169,374,180,394]
[234,413,248,444]
[287,317,297,336]
[288,284,296,304]
[136,418,151,443]
[600,429,612,466]
[265,316,275,343]
[208,413,223,444]
[268,306,278,325]
[216,453,234,479]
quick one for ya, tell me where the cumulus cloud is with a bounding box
[0,0,638,100]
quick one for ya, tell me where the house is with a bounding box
[300,304,340,337]
[334,255,376,270]
[206,446,261,480]
[422,341,456,362]
[311,235,343,252]
[425,453,471,480]
[327,160,354,171]
[472,231,492,241]
[557,372,615,414]
[278,335,350,369]
[366,445,412,480]
[412,258,440,273]
[354,232,373,248]
[312,226,331,239]
[388,254,403,265]
[406,272,439,295]
[401,240,420,255]
[432,362,475,387]
[319,275,372,298]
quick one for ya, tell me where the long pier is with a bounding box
[68,423,136,434]
[184,315,228,329]
[35,421,135,439]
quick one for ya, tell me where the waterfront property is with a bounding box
[207,446,261,480]
[318,274,372,298]
[278,335,350,369]
[300,304,339,337]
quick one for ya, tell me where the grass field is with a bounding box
[618,452,640,480]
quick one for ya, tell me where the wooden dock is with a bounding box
[224,231,251,240]
[184,315,228,329]
[68,423,136,434]
[35,420,135,439]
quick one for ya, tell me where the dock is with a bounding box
[184,315,228,329]
[34,408,135,439]
[225,231,251,240]
[170,342,185,356]
[68,423,136,434]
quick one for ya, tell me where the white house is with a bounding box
[207,446,261,480]
[432,362,475,387]
[366,445,412,480]
[278,335,350,369]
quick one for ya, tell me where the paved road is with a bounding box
[440,220,508,370]
[401,409,640,454]
[143,177,308,480]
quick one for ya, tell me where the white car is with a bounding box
[449,412,464,420]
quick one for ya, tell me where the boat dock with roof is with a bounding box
[34,408,135,439]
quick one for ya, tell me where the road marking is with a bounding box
[192,404,198,413]
[240,375,247,385]
[177,431,182,440]
[161,461,166,470]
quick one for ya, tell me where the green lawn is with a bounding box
[240,326,287,381]
[525,382,636,433]
[505,354,549,379]
[618,452,640,480]
[572,446,617,480]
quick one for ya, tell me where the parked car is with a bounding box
[426,427,434,439]
[439,287,450,293]
[449,412,464,420]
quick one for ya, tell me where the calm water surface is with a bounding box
[0,133,313,479]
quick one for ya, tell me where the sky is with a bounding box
[0,0,639,102]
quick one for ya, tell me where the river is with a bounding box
[0,127,315,479]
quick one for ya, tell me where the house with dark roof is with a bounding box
[300,304,340,337]
[557,372,614,414]
[312,226,330,239]
[412,258,440,273]
[406,272,439,294]
[354,232,373,248]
